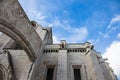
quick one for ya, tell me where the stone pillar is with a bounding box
[86,50,105,80]
[81,64,87,80]
[57,50,67,80]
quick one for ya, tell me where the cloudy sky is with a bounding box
[18,0,120,79]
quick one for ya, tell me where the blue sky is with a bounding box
[19,0,120,79]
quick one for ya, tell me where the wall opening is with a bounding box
[73,65,81,80]
[46,68,54,80]
[73,69,81,80]
[11,42,23,50]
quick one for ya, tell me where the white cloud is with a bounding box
[50,18,88,42]
[102,41,120,78]
[28,10,46,20]
[18,0,88,43]
[98,15,120,39]
[107,15,120,29]
[103,34,109,38]
[53,36,59,43]
[19,0,50,27]
[87,39,94,44]
[111,15,120,23]
[27,10,48,26]
[118,33,120,38]
[98,32,109,39]
[69,27,88,42]
[19,0,37,11]
[54,19,63,27]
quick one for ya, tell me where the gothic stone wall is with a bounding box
[37,44,116,80]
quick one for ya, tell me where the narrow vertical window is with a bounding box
[73,69,81,80]
[46,68,54,80]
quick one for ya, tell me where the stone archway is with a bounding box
[0,16,35,61]
[0,0,42,61]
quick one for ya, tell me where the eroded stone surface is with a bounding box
[0,0,42,61]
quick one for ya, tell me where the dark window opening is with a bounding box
[55,50,57,52]
[43,50,45,53]
[75,49,77,52]
[61,43,64,48]
[74,69,81,80]
[46,68,54,80]
[48,50,50,53]
[12,43,23,50]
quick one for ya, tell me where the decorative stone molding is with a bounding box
[43,49,58,53]
[67,48,86,53]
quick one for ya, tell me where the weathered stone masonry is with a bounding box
[0,0,117,80]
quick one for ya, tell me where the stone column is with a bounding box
[57,50,67,80]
